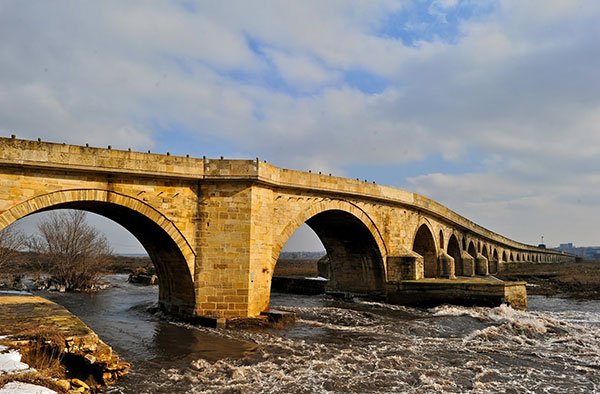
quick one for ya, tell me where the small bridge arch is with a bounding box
[412,222,438,278]
[447,233,462,276]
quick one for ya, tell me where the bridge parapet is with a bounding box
[0,137,206,179]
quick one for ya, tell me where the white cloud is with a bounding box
[1,1,600,248]
[428,0,460,22]
[264,49,340,91]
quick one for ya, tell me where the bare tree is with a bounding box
[0,224,26,271]
[28,210,113,291]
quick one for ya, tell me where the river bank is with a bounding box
[0,293,129,393]
[497,261,600,299]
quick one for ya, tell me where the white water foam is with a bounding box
[125,297,600,393]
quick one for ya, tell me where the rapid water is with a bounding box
[42,275,600,393]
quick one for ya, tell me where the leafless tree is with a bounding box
[28,210,113,291]
[0,224,26,271]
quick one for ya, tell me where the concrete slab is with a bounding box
[386,277,528,310]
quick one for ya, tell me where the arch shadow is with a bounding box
[447,234,462,276]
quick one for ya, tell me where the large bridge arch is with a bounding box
[0,189,196,316]
[273,199,387,295]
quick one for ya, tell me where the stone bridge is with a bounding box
[0,137,573,318]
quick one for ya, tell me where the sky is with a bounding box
[2,0,600,253]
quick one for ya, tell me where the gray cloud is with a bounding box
[1,1,600,249]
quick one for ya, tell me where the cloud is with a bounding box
[1,1,600,249]
[428,0,460,22]
[263,49,340,91]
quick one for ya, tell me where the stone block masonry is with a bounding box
[0,137,574,318]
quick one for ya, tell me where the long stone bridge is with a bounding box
[0,137,573,318]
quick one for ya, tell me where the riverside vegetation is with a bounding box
[0,211,148,392]
[497,261,600,299]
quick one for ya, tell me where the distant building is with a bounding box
[555,243,600,261]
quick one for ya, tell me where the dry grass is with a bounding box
[273,259,319,277]
[0,329,69,393]
[497,262,600,298]
[13,328,66,379]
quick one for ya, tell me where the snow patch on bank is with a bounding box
[0,382,56,394]
[0,337,56,394]
[0,346,30,374]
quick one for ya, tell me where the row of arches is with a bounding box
[411,223,565,278]
[277,205,565,298]
[1,188,569,316]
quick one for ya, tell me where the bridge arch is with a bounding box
[274,200,387,295]
[447,233,462,276]
[412,221,438,278]
[467,241,477,260]
[482,244,489,259]
[0,189,196,316]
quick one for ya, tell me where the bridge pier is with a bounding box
[488,258,499,274]
[461,251,476,276]
[476,254,489,276]
[437,252,456,279]
[386,248,425,281]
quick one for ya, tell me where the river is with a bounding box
[41,275,600,393]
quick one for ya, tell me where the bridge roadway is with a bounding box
[0,137,573,318]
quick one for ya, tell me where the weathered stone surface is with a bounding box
[0,294,129,385]
[386,247,424,282]
[476,253,489,276]
[386,278,528,310]
[438,252,456,279]
[461,252,476,277]
[0,137,574,318]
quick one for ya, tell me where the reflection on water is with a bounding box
[41,275,600,393]
[41,275,257,390]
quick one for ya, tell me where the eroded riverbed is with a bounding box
[41,275,600,393]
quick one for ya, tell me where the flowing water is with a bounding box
[41,275,600,393]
